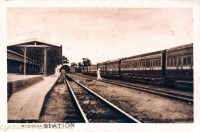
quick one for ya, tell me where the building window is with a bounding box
[188,56,192,65]
[183,57,187,65]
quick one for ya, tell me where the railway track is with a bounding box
[66,75,141,123]
[72,74,193,104]
[39,83,83,123]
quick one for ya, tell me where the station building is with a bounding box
[7,38,62,76]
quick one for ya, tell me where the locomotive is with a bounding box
[82,43,193,91]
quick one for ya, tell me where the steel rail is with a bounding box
[67,75,141,123]
[65,79,89,123]
[101,80,193,103]
[74,74,193,103]
[77,73,193,98]
[103,79,193,99]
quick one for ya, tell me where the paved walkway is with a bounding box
[8,75,58,121]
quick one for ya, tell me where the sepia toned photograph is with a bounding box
[6,7,193,124]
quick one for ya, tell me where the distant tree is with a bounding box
[62,56,69,64]
[76,62,82,73]
[78,62,82,68]
[82,58,91,66]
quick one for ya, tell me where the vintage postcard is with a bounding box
[0,0,200,132]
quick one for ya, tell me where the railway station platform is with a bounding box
[7,74,44,99]
[8,75,58,121]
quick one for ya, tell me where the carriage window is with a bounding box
[172,58,174,66]
[146,61,149,67]
[174,58,177,66]
[171,59,173,66]
[158,59,161,66]
[183,57,187,65]
[170,59,172,66]
[156,60,158,66]
[169,59,171,66]
[152,60,156,66]
[167,59,169,66]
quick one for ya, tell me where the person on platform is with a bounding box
[97,68,102,80]
[58,69,66,83]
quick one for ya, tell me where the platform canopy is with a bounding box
[7,38,62,76]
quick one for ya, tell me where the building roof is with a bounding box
[7,38,62,47]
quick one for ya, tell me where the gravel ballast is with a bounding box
[68,74,193,123]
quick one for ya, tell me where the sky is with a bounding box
[7,8,192,64]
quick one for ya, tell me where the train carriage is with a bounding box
[106,59,120,79]
[87,65,97,76]
[165,43,193,89]
[81,66,88,74]
[80,43,193,91]
[120,50,166,84]
[97,62,107,76]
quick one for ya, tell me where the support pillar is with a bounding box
[44,47,47,76]
[23,46,27,75]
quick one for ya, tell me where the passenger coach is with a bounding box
[82,43,193,90]
[104,59,121,79]
[97,62,107,76]
[165,43,193,88]
[87,65,97,76]
[120,50,166,85]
